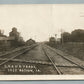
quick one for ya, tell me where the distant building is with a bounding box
[26,39,36,46]
[0,30,14,50]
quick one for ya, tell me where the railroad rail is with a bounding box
[42,45,63,75]
[43,44,84,71]
[0,44,38,66]
[0,58,52,65]
[0,44,37,57]
[0,58,81,68]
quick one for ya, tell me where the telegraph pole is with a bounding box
[55,34,57,41]
[60,29,64,45]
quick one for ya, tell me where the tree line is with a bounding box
[61,29,84,43]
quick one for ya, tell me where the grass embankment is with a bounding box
[56,42,84,61]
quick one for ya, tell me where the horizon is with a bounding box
[0,27,84,42]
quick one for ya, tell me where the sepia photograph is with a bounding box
[0,4,84,80]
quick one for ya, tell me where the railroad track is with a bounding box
[0,44,38,66]
[0,44,36,57]
[42,45,63,75]
[42,44,84,74]
[0,58,81,68]
[0,58,52,65]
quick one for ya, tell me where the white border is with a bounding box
[0,75,84,80]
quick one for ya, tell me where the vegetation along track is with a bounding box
[0,44,38,66]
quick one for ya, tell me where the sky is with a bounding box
[0,4,84,42]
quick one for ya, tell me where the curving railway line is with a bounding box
[42,43,84,74]
[42,46,63,75]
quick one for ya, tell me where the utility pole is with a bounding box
[1,30,4,35]
[60,29,64,45]
[55,34,57,41]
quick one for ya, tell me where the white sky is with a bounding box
[0,4,84,42]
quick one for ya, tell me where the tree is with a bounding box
[71,29,84,42]
[49,37,56,47]
[9,27,24,47]
[61,32,71,43]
